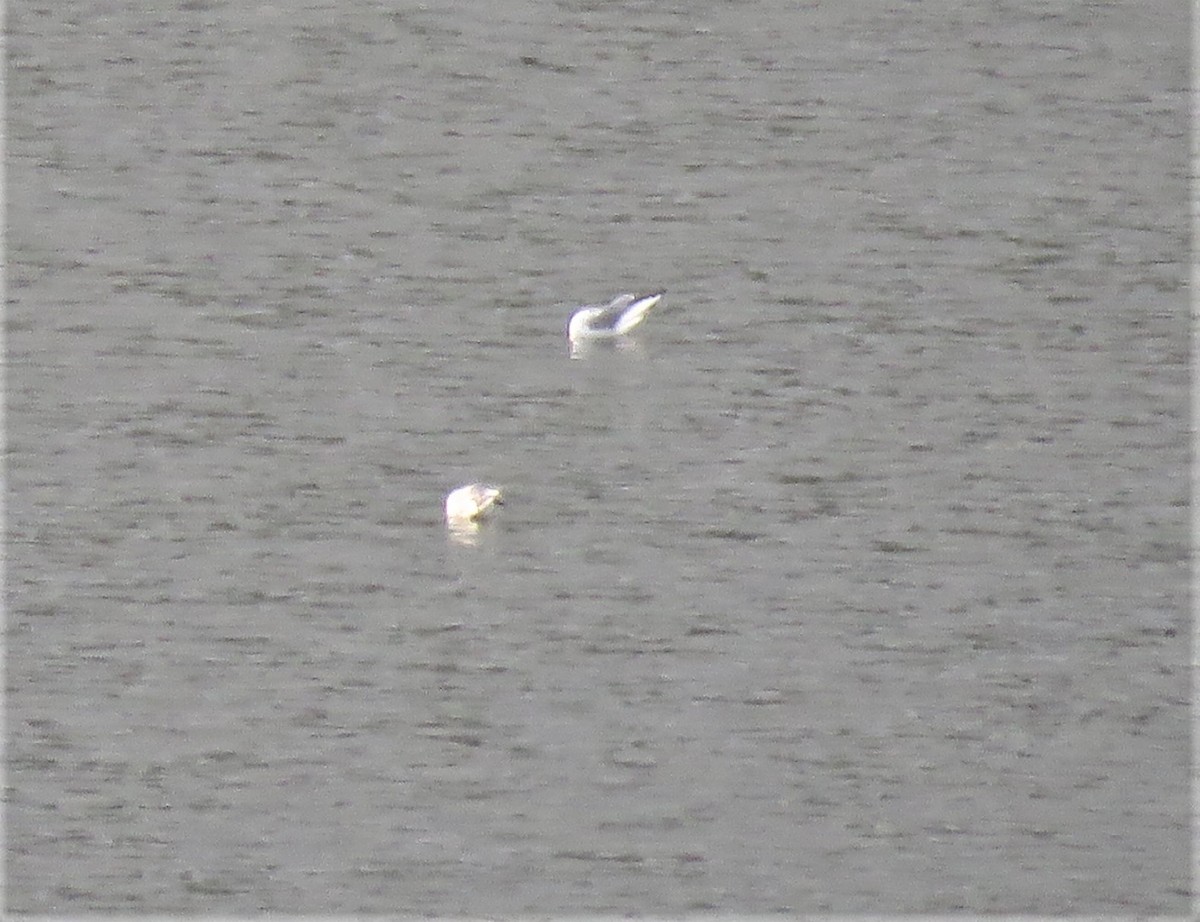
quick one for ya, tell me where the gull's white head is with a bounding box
[444,483,503,524]
[567,306,603,344]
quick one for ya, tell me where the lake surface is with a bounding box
[6,0,1191,914]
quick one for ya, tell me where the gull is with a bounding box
[567,291,665,346]
[444,483,503,524]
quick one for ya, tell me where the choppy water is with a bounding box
[6,0,1190,914]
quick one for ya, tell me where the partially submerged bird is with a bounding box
[444,483,503,524]
[567,291,664,346]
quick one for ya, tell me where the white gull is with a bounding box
[444,483,503,524]
[567,291,665,346]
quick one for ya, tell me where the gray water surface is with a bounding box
[6,0,1191,914]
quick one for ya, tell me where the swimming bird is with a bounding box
[567,291,665,346]
[444,483,503,524]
